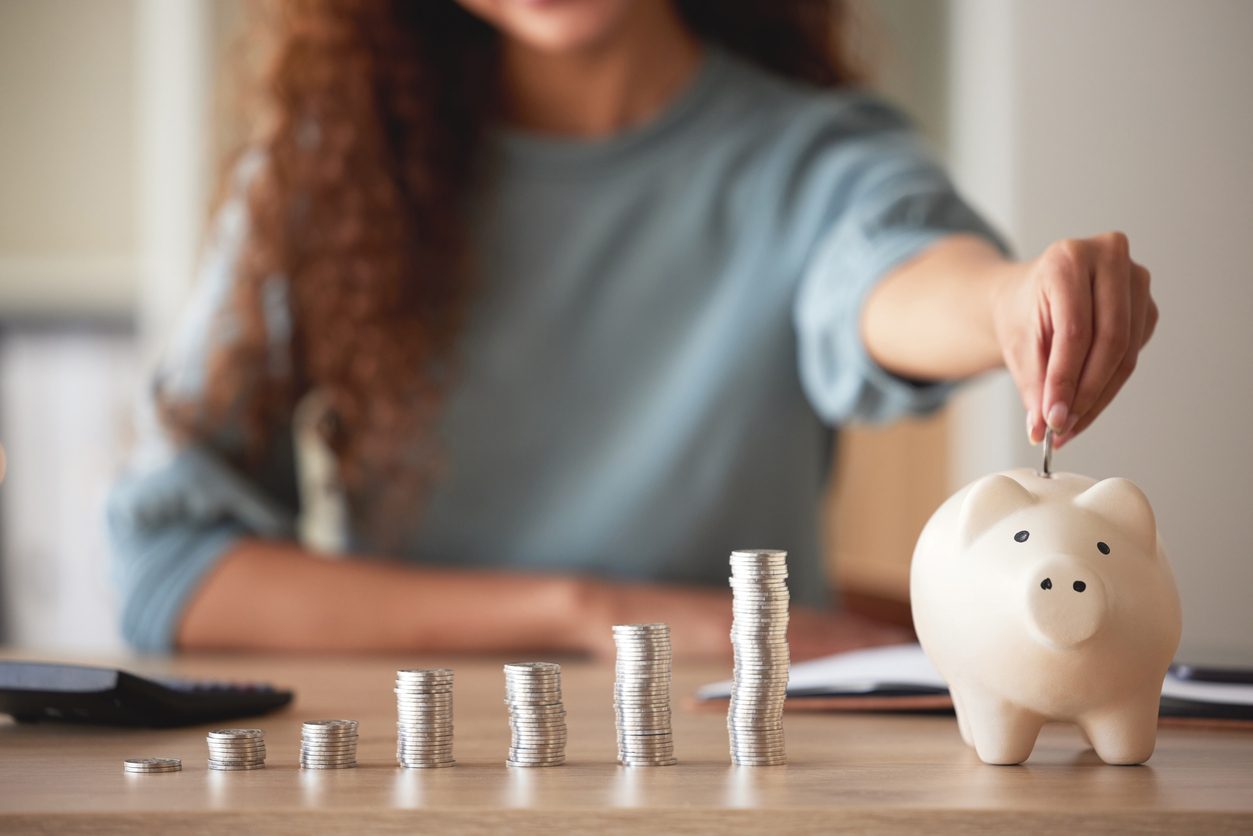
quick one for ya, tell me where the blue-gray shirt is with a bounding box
[108,47,1004,651]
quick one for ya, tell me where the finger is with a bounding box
[1041,241,1095,433]
[1058,261,1150,445]
[1004,308,1050,444]
[1070,232,1133,424]
[1139,264,1158,346]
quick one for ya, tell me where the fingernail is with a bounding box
[1046,402,1069,433]
[1063,413,1079,435]
[1026,410,1040,445]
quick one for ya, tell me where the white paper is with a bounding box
[697,642,1253,708]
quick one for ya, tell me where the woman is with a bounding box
[109,0,1156,657]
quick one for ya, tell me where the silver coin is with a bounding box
[300,736,359,745]
[508,728,567,736]
[729,746,787,756]
[509,742,568,752]
[302,738,359,747]
[394,693,454,701]
[207,728,264,740]
[614,662,672,671]
[1039,427,1054,477]
[510,732,567,741]
[614,713,673,722]
[504,691,562,699]
[205,747,267,756]
[618,740,675,750]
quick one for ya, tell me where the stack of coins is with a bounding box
[503,662,567,767]
[395,668,455,768]
[300,719,359,769]
[123,757,181,774]
[727,549,790,766]
[612,623,677,766]
[206,728,267,770]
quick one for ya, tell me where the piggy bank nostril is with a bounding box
[1073,580,1087,593]
[1040,578,1053,590]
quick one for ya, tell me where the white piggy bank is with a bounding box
[911,468,1181,765]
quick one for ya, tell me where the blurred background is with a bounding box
[0,0,1249,662]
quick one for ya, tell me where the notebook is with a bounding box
[695,643,1253,727]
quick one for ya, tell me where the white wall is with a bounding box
[947,0,1253,664]
[0,0,138,315]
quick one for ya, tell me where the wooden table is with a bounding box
[2,653,1251,834]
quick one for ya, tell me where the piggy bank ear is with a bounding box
[1074,477,1157,554]
[958,474,1036,547]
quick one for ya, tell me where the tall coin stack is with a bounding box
[395,668,456,768]
[206,728,267,770]
[300,719,359,769]
[727,549,790,766]
[503,662,567,767]
[612,623,677,766]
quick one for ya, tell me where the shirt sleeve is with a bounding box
[107,155,298,652]
[790,95,1011,426]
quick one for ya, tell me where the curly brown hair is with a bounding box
[169,0,860,537]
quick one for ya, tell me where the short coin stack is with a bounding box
[503,662,567,767]
[727,549,790,766]
[123,757,181,774]
[612,623,677,766]
[300,719,359,769]
[395,668,455,768]
[206,728,267,770]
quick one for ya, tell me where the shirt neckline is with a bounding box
[491,45,730,174]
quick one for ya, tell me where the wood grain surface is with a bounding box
[2,652,1251,834]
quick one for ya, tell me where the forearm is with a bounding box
[176,538,593,653]
[861,234,1018,380]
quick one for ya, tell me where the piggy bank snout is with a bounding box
[1025,555,1107,650]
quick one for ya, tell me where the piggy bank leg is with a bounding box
[950,687,975,747]
[1078,696,1160,765]
[963,692,1045,765]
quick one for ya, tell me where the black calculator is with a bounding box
[0,660,293,727]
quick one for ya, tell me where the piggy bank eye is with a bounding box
[1014,530,1029,543]
[1097,541,1111,555]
